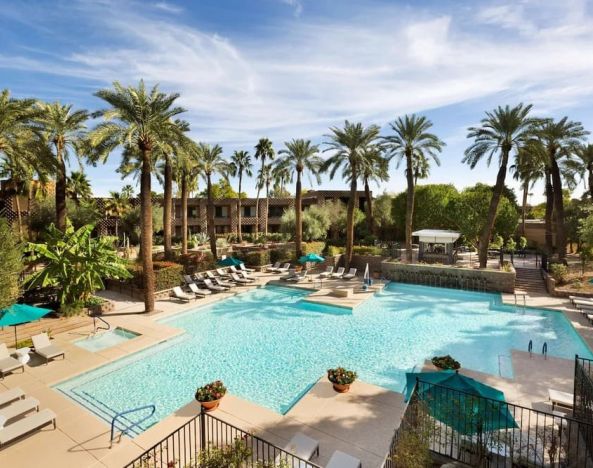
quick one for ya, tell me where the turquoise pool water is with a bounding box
[74,327,139,352]
[55,283,593,434]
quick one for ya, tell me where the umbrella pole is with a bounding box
[14,326,18,349]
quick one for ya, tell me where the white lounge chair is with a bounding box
[266,262,281,272]
[213,277,235,288]
[31,334,64,365]
[326,450,361,468]
[216,268,231,278]
[342,268,357,280]
[0,397,39,424]
[205,271,218,280]
[239,263,255,273]
[276,263,291,273]
[237,270,255,282]
[0,388,24,408]
[287,270,308,282]
[187,283,212,297]
[319,266,334,278]
[231,273,251,285]
[569,295,593,305]
[171,286,195,303]
[0,408,56,448]
[0,344,24,379]
[331,267,345,278]
[276,432,319,465]
[183,274,195,285]
[548,389,574,411]
[203,279,227,292]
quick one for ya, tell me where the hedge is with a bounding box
[302,241,326,255]
[129,261,184,291]
[270,247,294,264]
[326,245,345,257]
[177,251,216,273]
[352,246,382,256]
[241,250,271,266]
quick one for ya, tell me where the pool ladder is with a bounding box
[91,315,110,334]
[110,404,156,447]
[527,340,548,359]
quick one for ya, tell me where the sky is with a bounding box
[2,0,593,202]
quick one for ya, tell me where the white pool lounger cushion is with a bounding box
[326,450,362,468]
[548,389,574,410]
[0,397,39,423]
[0,408,56,448]
[0,387,25,408]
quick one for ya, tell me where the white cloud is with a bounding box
[280,0,303,17]
[152,2,183,14]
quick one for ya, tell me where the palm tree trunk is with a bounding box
[364,178,374,236]
[550,155,566,261]
[207,174,217,257]
[140,149,155,313]
[265,180,270,236]
[237,172,243,242]
[477,149,509,268]
[544,168,554,255]
[55,143,67,231]
[181,175,188,254]
[405,150,415,263]
[254,187,260,238]
[588,164,593,200]
[345,168,357,270]
[521,178,529,237]
[27,185,32,239]
[295,170,303,258]
[13,186,23,241]
[163,154,173,260]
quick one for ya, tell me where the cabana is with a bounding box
[413,229,461,264]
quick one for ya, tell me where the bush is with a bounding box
[270,247,293,264]
[129,261,184,291]
[60,301,86,317]
[0,219,23,310]
[549,263,568,284]
[302,241,326,255]
[241,250,270,266]
[177,251,216,273]
[352,245,382,256]
[326,245,345,257]
[431,355,460,370]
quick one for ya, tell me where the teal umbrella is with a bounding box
[218,257,243,267]
[298,253,325,264]
[405,371,517,435]
[0,304,53,348]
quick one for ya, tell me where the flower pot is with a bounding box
[200,399,221,412]
[332,383,351,393]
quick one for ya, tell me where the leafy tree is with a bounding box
[323,121,380,268]
[254,137,275,236]
[87,80,186,313]
[34,102,89,231]
[0,219,23,309]
[383,114,445,262]
[29,198,100,238]
[373,192,395,240]
[197,179,241,199]
[26,222,131,306]
[66,171,93,204]
[513,142,545,236]
[176,139,202,254]
[228,150,253,242]
[463,104,536,267]
[276,139,322,257]
[280,206,330,241]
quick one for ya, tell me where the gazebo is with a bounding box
[413,229,461,264]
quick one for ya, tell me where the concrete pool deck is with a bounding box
[0,271,592,467]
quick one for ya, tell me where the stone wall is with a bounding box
[381,261,516,293]
[542,270,593,299]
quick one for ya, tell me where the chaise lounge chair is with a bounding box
[239,263,255,273]
[231,273,252,285]
[0,397,39,424]
[318,266,334,278]
[203,279,228,292]
[265,262,281,272]
[326,450,361,468]
[187,283,212,297]
[287,270,308,282]
[0,344,24,379]
[213,277,235,288]
[0,388,24,408]
[569,295,593,305]
[216,268,231,278]
[331,267,345,278]
[276,432,319,465]
[276,263,291,273]
[548,388,574,411]
[0,408,56,448]
[183,274,195,285]
[171,286,195,303]
[31,334,65,365]
[342,268,357,280]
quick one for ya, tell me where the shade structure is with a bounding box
[405,371,517,435]
[298,253,325,264]
[218,257,243,267]
[0,304,53,348]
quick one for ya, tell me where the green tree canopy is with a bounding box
[0,219,23,309]
[280,206,331,241]
[197,179,245,199]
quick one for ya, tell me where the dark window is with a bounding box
[242,206,255,217]
[268,206,285,218]
[188,206,198,218]
[215,206,229,218]
[215,225,228,234]
[242,225,253,234]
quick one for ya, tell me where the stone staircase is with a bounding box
[514,267,547,295]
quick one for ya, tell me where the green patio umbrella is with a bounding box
[298,253,325,264]
[405,371,517,435]
[0,304,53,348]
[218,257,243,267]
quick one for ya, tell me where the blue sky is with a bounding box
[2,0,593,202]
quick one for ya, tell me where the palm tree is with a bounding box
[535,118,588,261]
[463,104,536,268]
[121,184,135,198]
[103,191,131,237]
[271,162,291,196]
[562,144,593,199]
[254,138,275,237]
[199,143,227,257]
[34,102,89,231]
[323,121,381,269]
[383,115,445,262]
[87,80,186,313]
[66,171,92,205]
[228,150,253,242]
[276,139,322,258]
[513,144,546,236]
[359,146,389,236]
[176,138,202,254]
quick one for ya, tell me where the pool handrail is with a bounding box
[110,404,156,447]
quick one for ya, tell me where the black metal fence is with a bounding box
[575,355,593,460]
[383,379,593,467]
[124,407,321,468]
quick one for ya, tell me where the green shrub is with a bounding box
[326,245,345,257]
[60,302,86,317]
[0,219,23,310]
[352,245,382,256]
[241,250,270,266]
[549,263,568,284]
[431,355,460,370]
[177,251,216,273]
[302,241,326,255]
[129,261,184,291]
[270,247,293,264]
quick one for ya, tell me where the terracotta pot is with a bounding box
[199,398,222,412]
[332,383,351,393]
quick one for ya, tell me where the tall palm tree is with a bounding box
[199,143,227,257]
[254,138,275,237]
[562,144,593,199]
[121,184,135,198]
[103,191,131,237]
[66,171,92,205]
[228,150,253,242]
[383,115,445,262]
[176,138,202,254]
[357,146,389,236]
[535,118,588,261]
[276,139,322,258]
[271,162,291,196]
[513,143,546,236]
[34,102,89,231]
[87,80,186,313]
[463,104,536,268]
[323,121,381,269]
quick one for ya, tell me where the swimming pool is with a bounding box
[55,283,593,434]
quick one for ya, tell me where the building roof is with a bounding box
[412,229,461,243]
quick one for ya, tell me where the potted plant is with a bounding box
[195,380,227,411]
[431,355,461,370]
[327,367,357,393]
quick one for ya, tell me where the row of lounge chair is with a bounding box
[0,387,56,449]
[171,266,257,302]
[279,431,361,468]
[569,295,593,324]
[1,334,65,379]
[267,262,358,281]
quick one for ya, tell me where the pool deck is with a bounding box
[0,270,592,467]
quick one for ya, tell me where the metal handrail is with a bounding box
[110,404,156,447]
[92,315,111,333]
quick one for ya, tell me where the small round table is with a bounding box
[14,347,31,365]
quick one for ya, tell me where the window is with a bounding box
[242,206,255,217]
[242,225,253,234]
[215,225,228,234]
[187,206,199,218]
[215,206,229,218]
[268,206,285,218]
